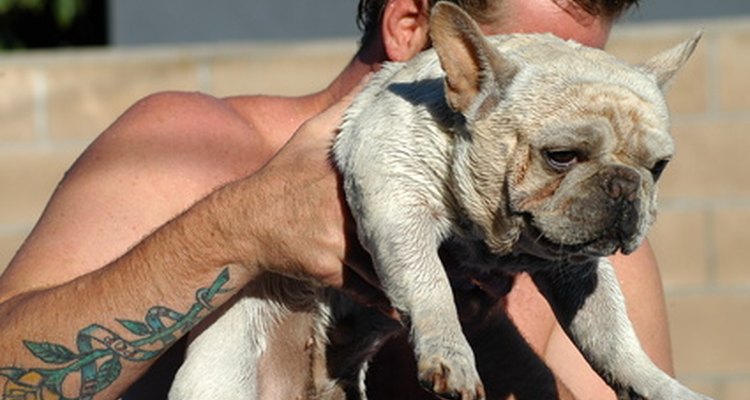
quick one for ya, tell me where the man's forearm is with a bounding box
[0,186,257,400]
[0,81,358,400]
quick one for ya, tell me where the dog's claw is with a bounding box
[417,354,485,400]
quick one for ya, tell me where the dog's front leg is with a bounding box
[359,214,484,400]
[530,258,711,400]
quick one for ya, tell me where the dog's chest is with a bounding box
[439,237,517,298]
[439,234,581,298]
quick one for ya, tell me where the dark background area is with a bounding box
[0,0,107,49]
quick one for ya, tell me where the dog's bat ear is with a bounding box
[429,2,516,114]
[639,30,702,90]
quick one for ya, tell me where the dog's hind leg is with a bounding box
[169,274,320,400]
[530,258,711,400]
[168,292,283,399]
[323,292,404,399]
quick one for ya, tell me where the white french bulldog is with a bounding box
[170,3,710,400]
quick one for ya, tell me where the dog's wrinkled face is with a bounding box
[507,82,674,260]
[430,9,699,260]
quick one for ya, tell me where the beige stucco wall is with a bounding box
[1,17,749,399]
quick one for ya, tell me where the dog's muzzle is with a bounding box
[599,166,643,250]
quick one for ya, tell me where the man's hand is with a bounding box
[216,76,387,307]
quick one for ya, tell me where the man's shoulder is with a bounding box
[223,94,311,147]
[138,91,307,150]
[95,91,266,169]
[0,91,285,297]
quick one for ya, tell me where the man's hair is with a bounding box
[356,0,639,45]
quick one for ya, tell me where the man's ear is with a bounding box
[381,0,430,61]
[640,31,702,90]
[429,2,517,114]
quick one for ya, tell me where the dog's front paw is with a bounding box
[649,385,714,400]
[416,340,485,400]
[619,381,714,400]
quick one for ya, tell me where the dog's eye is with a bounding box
[650,159,670,181]
[545,150,580,170]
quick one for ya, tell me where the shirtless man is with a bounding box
[0,1,672,399]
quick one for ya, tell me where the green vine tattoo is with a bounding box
[1,268,232,400]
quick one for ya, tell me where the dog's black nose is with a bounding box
[602,167,640,202]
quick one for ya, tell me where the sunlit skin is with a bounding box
[484,0,611,47]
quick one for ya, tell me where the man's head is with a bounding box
[357,0,639,62]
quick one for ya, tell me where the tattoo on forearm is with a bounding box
[0,268,232,400]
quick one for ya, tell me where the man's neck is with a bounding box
[316,41,385,111]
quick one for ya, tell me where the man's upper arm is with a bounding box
[0,92,270,301]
